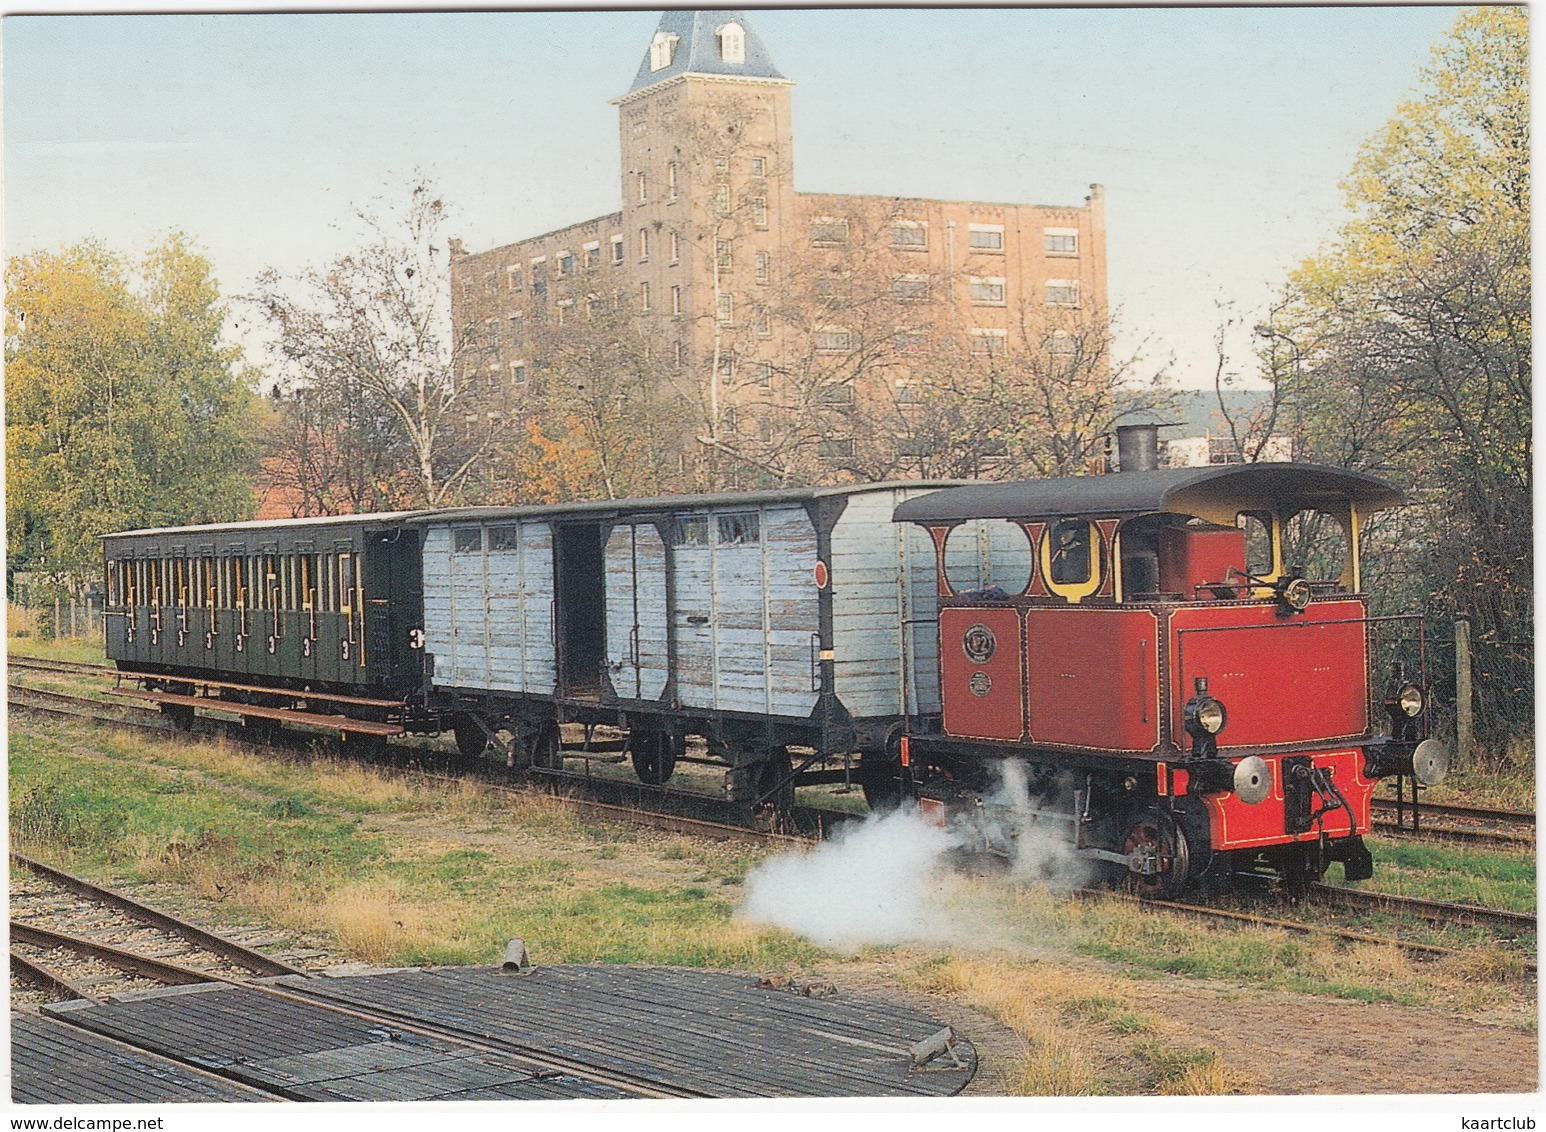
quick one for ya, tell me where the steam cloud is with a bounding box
[736,809,963,951]
[737,762,1100,952]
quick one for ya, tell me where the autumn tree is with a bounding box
[6,234,260,594]
[252,179,507,511]
[515,302,697,502]
[1263,7,1529,747]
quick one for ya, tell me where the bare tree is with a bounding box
[251,178,506,511]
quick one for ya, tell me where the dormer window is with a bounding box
[717,22,746,63]
[650,32,679,72]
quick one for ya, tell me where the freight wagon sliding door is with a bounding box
[604,523,669,702]
[555,524,607,698]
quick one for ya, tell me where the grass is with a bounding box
[8,710,1536,1095]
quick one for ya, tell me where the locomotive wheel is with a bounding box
[529,723,564,770]
[629,731,681,786]
[453,716,491,760]
[1121,810,1191,899]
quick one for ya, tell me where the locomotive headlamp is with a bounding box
[1183,678,1228,756]
[1396,684,1425,718]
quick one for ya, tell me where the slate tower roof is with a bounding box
[627,10,787,94]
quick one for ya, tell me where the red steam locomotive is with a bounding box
[890,426,1448,895]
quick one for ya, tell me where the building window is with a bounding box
[717,21,746,63]
[811,217,849,245]
[751,197,768,229]
[505,264,522,288]
[650,31,679,71]
[669,230,681,262]
[1046,279,1080,307]
[509,361,528,384]
[640,282,651,311]
[715,239,733,272]
[611,236,625,264]
[675,341,688,367]
[485,319,501,349]
[587,293,606,317]
[584,243,601,269]
[756,309,772,338]
[754,251,771,283]
[892,221,927,248]
[556,298,574,324]
[717,351,735,378]
[969,276,1006,305]
[637,172,648,203]
[755,361,773,387]
[968,224,1005,252]
[1044,227,1079,256]
[970,328,1008,357]
[892,273,930,301]
[668,162,679,200]
[671,285,682,315]
[893,327,926,353]
[814,327,852,353]
[717,294,733,324]
[818,438,855,460]
[751,156,766,177]
[816,382,854,404]
[638,229,650,259]
[1049,331,1077,356]
[894,381,922,405]
[714,184,731,215]
[558,253,575,277]
[714,154,730,173]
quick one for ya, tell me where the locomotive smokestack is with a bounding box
[1115,424,1161,473]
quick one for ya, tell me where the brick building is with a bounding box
[451,10,1108,478]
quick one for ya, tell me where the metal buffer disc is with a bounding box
[1411,738,1451,787]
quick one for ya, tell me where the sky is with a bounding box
[5,3,1465,389]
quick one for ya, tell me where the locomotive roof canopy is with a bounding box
[892,463,1405,525]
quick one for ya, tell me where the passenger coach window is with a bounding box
[717,513,760,546]
[488,526,520,552]
[454,528,483,554]
[1049,520,1092,585]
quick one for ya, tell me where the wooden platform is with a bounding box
[11,1011,278,1104]
[23,965,976,1102]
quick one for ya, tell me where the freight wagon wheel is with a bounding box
[529,723,564,770]
[452,716,492,761]
[629,731,680,786]
[1121,810,1191,899]
[753,748,797,815]
[859,745,907,813]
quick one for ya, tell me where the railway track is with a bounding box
[11,665,1535,964]
[9,854,719,1101]
[10,851,311,1005]
[7,655,117,678]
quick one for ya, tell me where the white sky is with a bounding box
[5,3,1463,389]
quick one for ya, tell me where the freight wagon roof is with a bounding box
[893,463,1404,524]
[404,482,967,526]
[102,511,419,540]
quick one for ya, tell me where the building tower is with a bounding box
[613,11,795,434]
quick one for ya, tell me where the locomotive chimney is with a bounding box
[1115,424,1161,473]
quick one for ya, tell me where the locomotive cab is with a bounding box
[894,460,1442,895]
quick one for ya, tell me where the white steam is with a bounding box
[985,760,1099,891]
[736,808,963,951]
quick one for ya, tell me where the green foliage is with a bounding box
[1265,8,1530,745]
[5,234,260,591]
